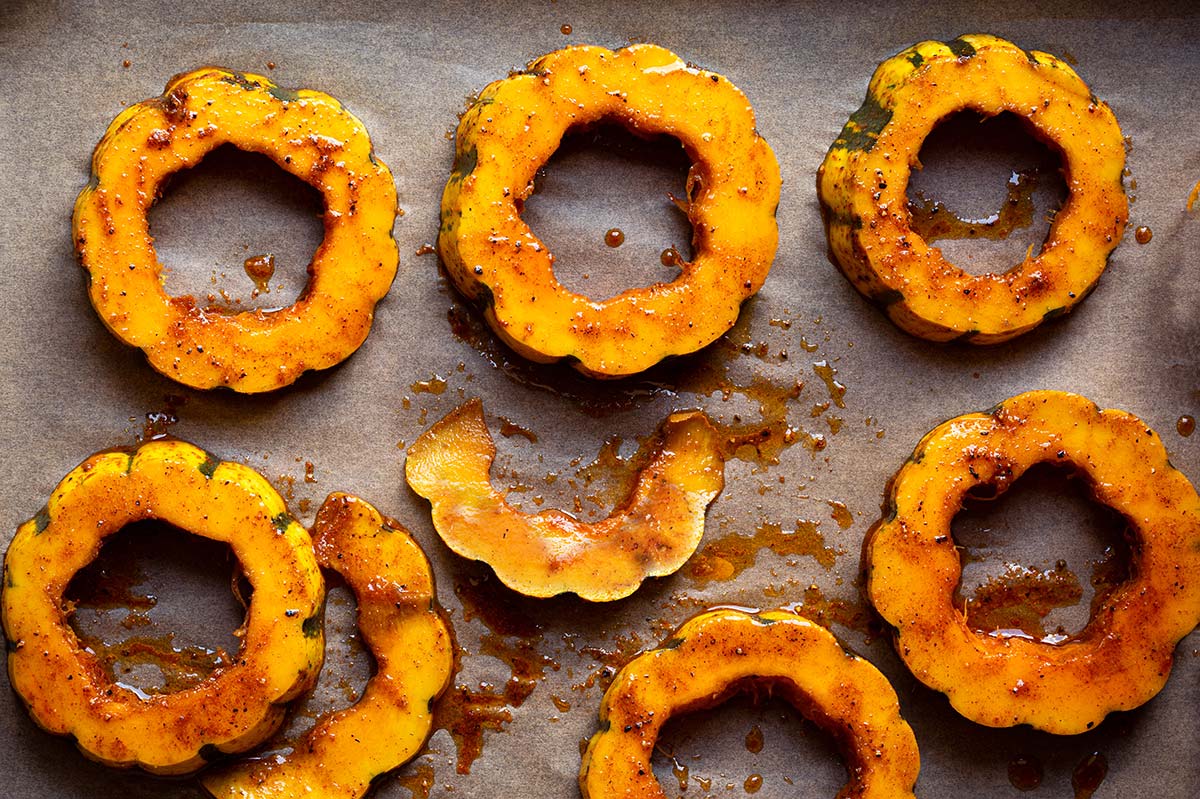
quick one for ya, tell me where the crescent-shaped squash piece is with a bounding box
[405,399,724,601]
[202,493,453,798]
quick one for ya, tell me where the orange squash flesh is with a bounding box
[405,399,724,601]
[72,67,398,392]
[439,44,781,377]
[202,493,453,799]
[865,390,1200,733]
[580,608,920,799]
[1,440,324,775]
[818,34,1128,343]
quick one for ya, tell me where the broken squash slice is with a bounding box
[202,493,453,799]
[405,399,724,601]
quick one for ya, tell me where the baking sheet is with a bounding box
[1,1,1198,797]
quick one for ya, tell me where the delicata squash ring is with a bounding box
[865,390,1200,734]
[203,493,453,799]
[73,67,399,392]
[440,44,781,377]
[0,439,324,774]
[580,608,920,799]
[818,34,1128,343]
[405,398,724,601]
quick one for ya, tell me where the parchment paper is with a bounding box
[1,1,1197,797]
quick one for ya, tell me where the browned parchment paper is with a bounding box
[1,1,1197,797]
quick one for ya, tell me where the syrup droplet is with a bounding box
[828,500,853,529]
[1008,755,1043,791]
[663,750,689,792]
[243,253,276,293]
[415,244,436,256]
[744,774,763,794]
[1134,225,1152,244]
[1072,752,1108,799]
[411,376,448,395]
[660,247,681,267]
[1177,415,1195,437]
[812,360,847,408]
[560,23,572,34]
[604,228,625,247]
[745,724,764,753]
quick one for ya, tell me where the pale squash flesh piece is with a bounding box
[1,439,324,775]
[405,399,724,601]
[73,67,398,392]
[202,493,453,799]
[440,44,781,377]
[818,34,1128,343]
[865,390,1200,733]
[580,608,920,799]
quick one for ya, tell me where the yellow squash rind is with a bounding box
[439,44,781,377]
[1,439,325,774]
[202,493,453,799]
[580,608,920,799]
[864,390,1200,733]
[818,34,1128,343]
[405,399,725,601]
[73,67,399,392]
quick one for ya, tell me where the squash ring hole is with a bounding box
[65,519,245,698]
[522,123,694,302]
[907,110,1067,276]
[951,462,1133,643]
[651,684,847,798]
[150,144,324,311]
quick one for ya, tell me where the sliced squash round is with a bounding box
[580,608,920,799]
[202,492,453,798]
[1,439,324,775]
[864,390,1200,733]
[439,43,781,377]
[73,67,398,392]
[818,34,1128,343]
[405,399,724,601]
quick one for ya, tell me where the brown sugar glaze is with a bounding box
[444,270,847,473]
[1177,415,1195,437]
[432,575,559,774]
[688,520,840,585]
